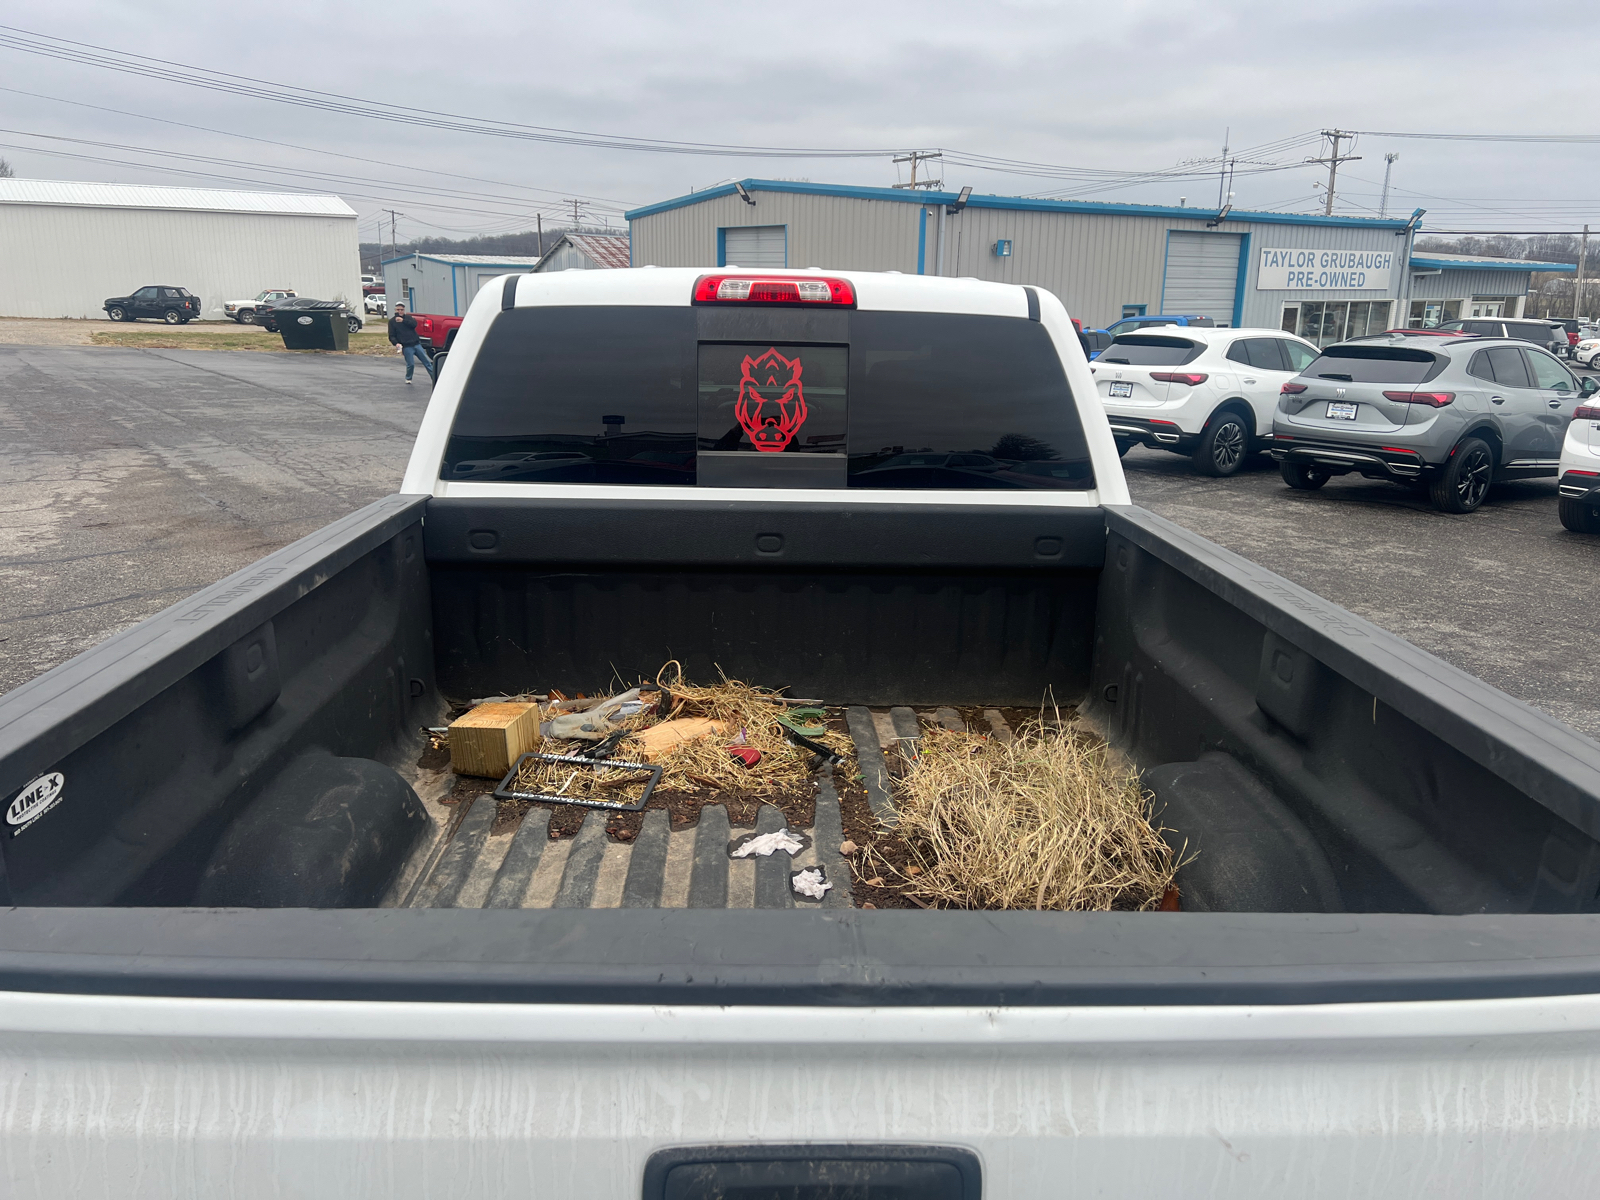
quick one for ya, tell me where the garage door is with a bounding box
[723,225,787,268]
[1162,232,1241,324]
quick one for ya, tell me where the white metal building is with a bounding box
[1405,252,1576,326]
[0,179,362,320]
[381,254,544,317]
[627,180,1575,346]
[532,233,631,272]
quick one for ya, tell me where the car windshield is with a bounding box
[1097,335,1204,366]
[1303,345,1441,384]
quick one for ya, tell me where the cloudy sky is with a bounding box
[1,1,1595,243]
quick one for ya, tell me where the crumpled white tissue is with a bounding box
[791,867,833,899]
[731,829,806,858]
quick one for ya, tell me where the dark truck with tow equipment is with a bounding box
[4,268,1600,1194]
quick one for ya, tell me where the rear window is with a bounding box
[1097,335,1204,367]
[1507,322,1556,343]
[442,306,1093,491]
[1301,345,1442,385]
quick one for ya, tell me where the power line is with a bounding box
[1305,129,1360,216]
[0,85,639,211]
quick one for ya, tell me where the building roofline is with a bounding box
[624,178,1415,230]
[378,253,543,267]
[1409,254,1576,274]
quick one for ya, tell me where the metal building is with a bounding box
[381,254,544,317]
[0,179,361,320]
[628,180,1570,346]
[1405,251,1575,326]
[532,233,631,272]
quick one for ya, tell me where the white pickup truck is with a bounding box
[224,288,295,323]
[3,267,1599,1197]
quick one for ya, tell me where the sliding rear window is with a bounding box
[1303,345,1442,385]
[444,306,1092,491]
[1097,335,1204,366]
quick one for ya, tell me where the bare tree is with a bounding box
[0,158,13,178]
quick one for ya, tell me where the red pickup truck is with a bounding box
[413,313,464,354]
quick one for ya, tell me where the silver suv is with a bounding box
[1271,333,1600,513]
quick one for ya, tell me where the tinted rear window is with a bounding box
[848,311,1092,490]
[1507,322,1557,342]
[443,307,1093,491]
[1097,335,1204,366]
[443,306,697,486]
[1303,345,1440,385]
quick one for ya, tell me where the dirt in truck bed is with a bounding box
[408,685,1178,913]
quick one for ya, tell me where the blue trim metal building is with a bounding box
[626,180,1572,343]
[380,252,543,317]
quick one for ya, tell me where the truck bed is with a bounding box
[4,492,1600,1003]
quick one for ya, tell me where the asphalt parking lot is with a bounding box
[2,344,1597,740]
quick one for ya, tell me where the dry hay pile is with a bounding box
[875,723,1180,911]
[648,662,854,796]
[504,663,854,804]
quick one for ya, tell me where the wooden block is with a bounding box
[449,702,542,778]
[631,717,727,762]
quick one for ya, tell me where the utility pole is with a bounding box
[1306,130,1361,217]
[385,209,399,263]
[536,213,544,258]
[1217,128,1229,208]
[1379,152,1399,219]
[1576,225,1589,320]
[891,150,943,190]
[564,198,588,229]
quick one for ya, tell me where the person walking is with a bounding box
[387,303,434,384]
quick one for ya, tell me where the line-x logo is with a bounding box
[7,772,65,834]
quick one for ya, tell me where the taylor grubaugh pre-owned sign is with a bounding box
[1257,248,1396,291]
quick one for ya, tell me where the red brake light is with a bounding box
[1565,469,1600,477]
[1150,372,1208,386]
[1575,405,1600,421]
[1380,447,1419,456]
[1383,391,1455,407]
[692,274,855,306]
[1280,382,1308,394]
[1148,419,1180,429]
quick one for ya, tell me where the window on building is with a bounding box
[1408,299,1462,328]
[1283,300,1394,348]
[1121,304,1146,319]
[1470,296,1517,318]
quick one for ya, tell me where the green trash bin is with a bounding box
[276,302,350,351]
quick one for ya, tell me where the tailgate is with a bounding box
[4,989,1599,1196]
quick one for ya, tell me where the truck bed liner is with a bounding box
[402,765,859,912]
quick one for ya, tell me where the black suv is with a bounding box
[103,286,201,324]
[1435,317,1570,359]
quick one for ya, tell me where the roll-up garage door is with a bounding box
[723,225,787,268]
[1161,231,1241,324]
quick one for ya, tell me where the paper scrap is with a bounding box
[792,867,833,899]
[732,829,805,859]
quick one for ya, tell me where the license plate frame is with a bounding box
[1326,400,1358,421]
[1109,381,1133,398]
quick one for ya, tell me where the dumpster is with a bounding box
[276,302,350,351]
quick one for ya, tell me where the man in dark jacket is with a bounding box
[387,303,434,384]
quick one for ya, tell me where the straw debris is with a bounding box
[871,722,1180,911]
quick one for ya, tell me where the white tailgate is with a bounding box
[3,992,1599,1197]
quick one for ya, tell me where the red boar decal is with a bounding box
[736,348,807,452]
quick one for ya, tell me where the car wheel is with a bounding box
[1429,437,1494,513]
[163,309,182,325]
[1195,412,1249,477]
[1559,497,1600,534]
[1280,461,1329,490]
[1114,437,1131,458]
[347,315,362,333]
[241,311,257,325]
[107,306,126,322]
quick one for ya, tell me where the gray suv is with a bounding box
[1271,334,1600,513]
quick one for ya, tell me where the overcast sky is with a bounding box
[1,1,1595,243]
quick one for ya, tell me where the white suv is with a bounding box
[1558,397,1600,532]
[1094,327,1320,475]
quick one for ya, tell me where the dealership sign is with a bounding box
[1257,247,1395,291]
